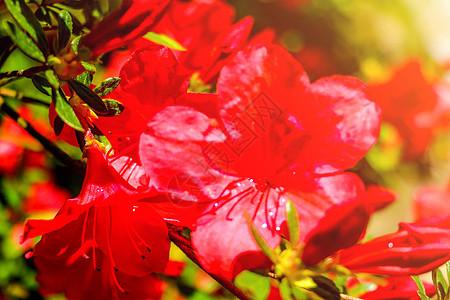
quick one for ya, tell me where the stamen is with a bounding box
[120,209,153,252]
[117,209,146,259]
[225,188,256,221]
[81,210,89,245]
[106,207,119,271]
[92,206,99,272]
[108,142,137,163]
[251,188,268,221]
[110,265,127,294]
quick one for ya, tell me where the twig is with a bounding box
[0,99,85,175]
[167,223,250,300]
[0,65,50,80]
[1,88,50,106]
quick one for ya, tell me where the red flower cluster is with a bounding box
[20,2,450,297]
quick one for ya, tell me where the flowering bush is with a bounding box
[0,0,449,299]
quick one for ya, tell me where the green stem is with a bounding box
[0,99,85,175]
[167,223,250,300]
[1,88,50,106]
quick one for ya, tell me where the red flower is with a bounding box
[80,0,172,58]
[413,181,450,227]
[337,222,450,275]
[23,181,70,214]
[368,60,449,159]
[22,144,170,297]
[139,44,382,278]
[360,276,435,300]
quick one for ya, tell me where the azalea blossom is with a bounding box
[138,43,382,278]
[22,143,170,298]
[368,60,450,160]
[359,276,436,300]
[80,0,172,58]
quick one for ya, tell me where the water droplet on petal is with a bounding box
[249,179,254,182]
[280,197,286,204]
[236,182,242,187]
[276,226,281,231]
[269,211,274,216]
[261,223,268,229]
[388,242,393,248]
[214,202,219,207]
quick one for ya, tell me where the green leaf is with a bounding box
[32,74,52,96]
[93,77,121,97]
[81,61,96,73]
[279,278,294,300]
[286,200,300,247]
[45,70,60,89]
[144,32,187,51]
[68,79,107,113]
[432,269,448,300]
[56,10,73,53]
[52,88,83,131]
[412,276,432,300]
[5,0,49,55]
[4,21,46,63]
[247,214,277,263]
[71,35,81,54]
[234,271,270,300]
[99,99,124,117]
[76,71,93,86]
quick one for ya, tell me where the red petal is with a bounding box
[192,179,285,279]
[139,105,230,200]
[296,75,382,174]
[96,202,170,276]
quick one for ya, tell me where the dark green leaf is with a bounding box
[5,0,49,55]
[34,7,52,27]
[0,36,14,68]
[93,77,121,97]
[4,21,45,63]
[234,271,270,300]
[144,32,187,51]
[52,88,83,131]
[56,10,73,53]
[32,74,52,96]
[68,79,107,113]
[69,79,108,113]
[286,200,300,247]
[310,276,340,300]
[97,99,124,117]
[247,214,277,263]
[53,115,65,136]
[76,71,93,86]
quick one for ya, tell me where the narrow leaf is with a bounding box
[97,99,124,117]
[81,61,95,73]
[286,200,300,247]
[45,70,60,89]
[247,214,277,263]
[68,79,107,113]
[5,0,49,55]
[32,75,52,96]
[93,77,121,97]
[412,276,432,300]
[4,21,45,63]
[53,115,65,136]
[76,71,93,87]
[56,10,73,53]
[144,32,187,51]
[52,88,83,131]
[433,269,448,300]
